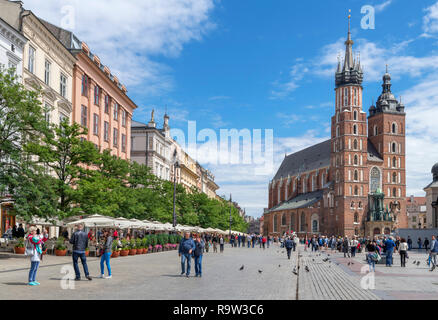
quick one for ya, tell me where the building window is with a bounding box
[392,142,397,153]
[354,170,359,181]
[44,103,51,123]
[374,125,378,136]
[312,220,318,232]
[353,124,358,135]
[93,113,99,135]
[354,212,359,223]
[336,125,340,137]
[354,186,358,196]
[114,103,119,120]
[353,110,357,120]
[273,215,278,233]
[351,201,355,209]
[354,154,358,165]
[122,109,127,127]
[82,75,88,96]
[353,139,358,150]
[392,188,397,197]
[358,201,362,209]
[392,123,397,134]
[60,73,67,98]
[281,214,287,226]
[81,105,87,127]
[94,86,100,105]
[344,87,348,106]
[113,128,118,147]
[28,46,35,74]
[121,134,126,152]
[104,95,109,113]
[44,60,51,85]
[354,88,358,105]
[392,172,397,183]
[104,121,109,142]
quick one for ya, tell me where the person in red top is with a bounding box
[87,230,95,242]
[26,226,48,285]
[113,229,118,239]
[262,236,267,250]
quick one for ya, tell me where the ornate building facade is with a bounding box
[264,24,407,238]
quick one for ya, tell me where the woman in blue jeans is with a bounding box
[193,236,205,277]
[99,230,113,279]
[25,226,48,285]
[366,240,378,272]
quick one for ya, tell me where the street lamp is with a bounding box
[172,150,180,228]
[229,193,232,237]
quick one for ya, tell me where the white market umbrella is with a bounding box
[66,215,117,228]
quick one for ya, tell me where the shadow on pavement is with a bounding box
[3,282,27,286]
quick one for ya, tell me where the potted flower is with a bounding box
[136,238,143,254]
[141,238,147,254]
[150,234,158,252]
[14,237,25,254]
[111,239,120,258]
[120,239,130,256]
[128,238,137,255]
[85,247,90,257]
[55,236,67,256]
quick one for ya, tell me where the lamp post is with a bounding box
[172,150,179,229]
[229,193,232,237]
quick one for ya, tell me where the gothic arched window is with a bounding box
[353,124,358,135]
[354,88,358,105]
[392,172,397,183]
[354,170,359,181]
[353,139,358,150]
[344,87,348,106]
[273,215,278,232]
[281,213,287,226]
[370,167,381,193]
[353,110,358,120]
[354,186,359,196]
[358,201,363,208]
[351,201,355,209]
[312,220,318,232]
[374,125,378,136]
[393,157,397,168]
[392,188,397,197]
[354,154,358,165]
[392,123,397,134]
[300,212,306,231]
[392,142,397,153]
[354,212,359,223]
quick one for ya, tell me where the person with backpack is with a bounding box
[25,226,48,285]
[193,236,205,277]
[285,237,293,259]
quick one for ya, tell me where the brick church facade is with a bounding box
[263,25,408,238]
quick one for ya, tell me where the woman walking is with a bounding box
[99,229,113,279]
[366,240,378,272]
[219,235,224,253]
[399,238,408,267]
[25,226,48,286]
[194,236,205,277]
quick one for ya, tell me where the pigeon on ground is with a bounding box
[413,260,417,264]
[351,262,354,265]
[292,267,298,275]
[417,261,420,266]
[312,258,315,262]
[305,266,310,272]
[239,265,244,271]
[278,264,281,267]
[327,254,330,256]
[258,270,263,274]
[322,258,329,262]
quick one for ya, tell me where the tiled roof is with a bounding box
[273,140,331,180]
[268,190,323,212]
[367,140,383,162]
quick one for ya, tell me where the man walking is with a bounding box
[285,237,293,259]
[178,232,195,277]
[407,236,412,251]
[384,236,396,267]
[429,236,438,271]
[70,224,92,281]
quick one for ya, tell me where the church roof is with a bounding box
[269,190,323,212]
[367,140,383,162]
[273,140,331,181]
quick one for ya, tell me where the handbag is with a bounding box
[372,252,381,262]
[24,238,34,256]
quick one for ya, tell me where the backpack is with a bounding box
[24,237,34,256]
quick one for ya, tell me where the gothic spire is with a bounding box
[343,10,354,71]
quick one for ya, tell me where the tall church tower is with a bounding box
[330,15,368,237]
[368,69,407,229]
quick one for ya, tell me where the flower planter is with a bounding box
[14,247,25,254]
[120,249,129,256]
[111,251,120,258]
[145,248,149,254]
[85,251,89,257]
[129,249,137,255]
[141,248,146,254]
[55,249,67,256]
[136,248,142,255]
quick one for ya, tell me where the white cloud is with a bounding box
[375,0,393,13]
[423,1,438,34]
[276,112,301,127]
[23,0,216,95]
[270,62,309,99]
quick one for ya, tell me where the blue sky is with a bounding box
[28,0,438,217]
